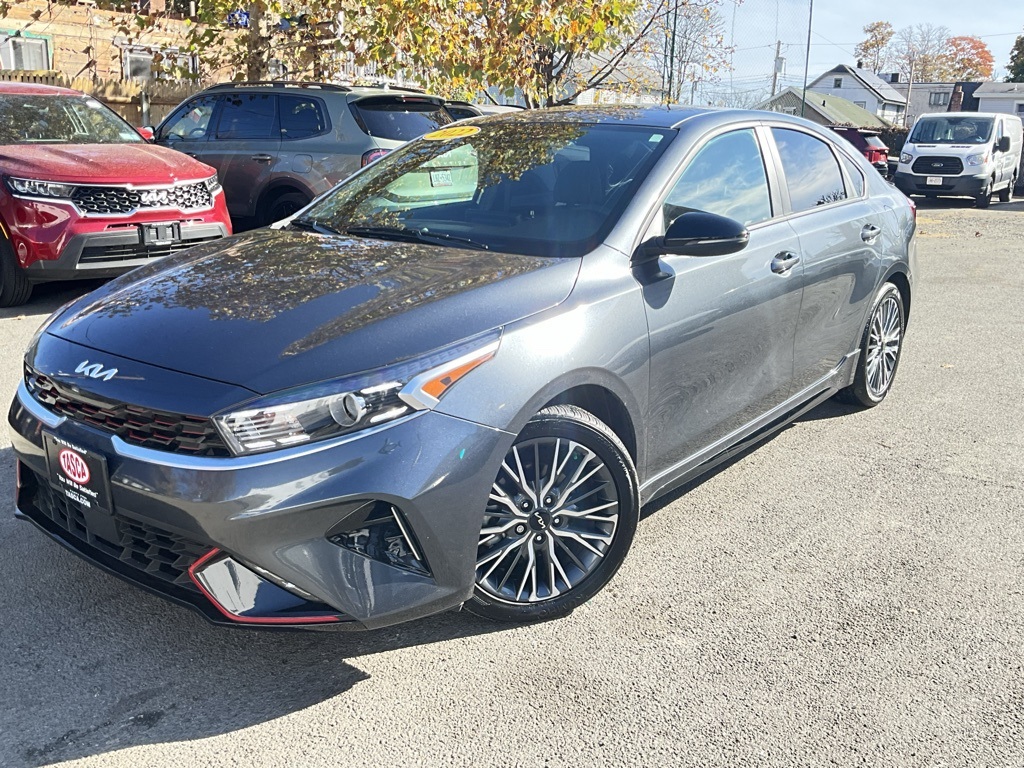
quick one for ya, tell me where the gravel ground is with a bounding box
[1,199,1022,767]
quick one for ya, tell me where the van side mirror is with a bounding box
[635,211,749,265]
[998,135,1011,153]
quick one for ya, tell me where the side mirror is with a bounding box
[635,211,749,266]
[998,135,1011,153]
[137,126,155,141]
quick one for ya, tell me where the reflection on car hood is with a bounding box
[49,229,581,394]
[0,143,216,185]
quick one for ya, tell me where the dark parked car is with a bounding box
[153,81,453,227]
[10,107,916,630]
[829,126,890,176]
[0,82,231,307]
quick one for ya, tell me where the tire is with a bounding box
[0,234,32,308]
[998,176,1014,203]
[466,405,639,623]
[260,190,310,227]
[836,282,906,408]
[975,179,992,208]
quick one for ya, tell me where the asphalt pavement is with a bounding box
[1,199,1022,767]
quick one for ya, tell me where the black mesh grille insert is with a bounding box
[911,156,964,175]
[72,182,213,215]
[26,369,231,458]
[79,235,221,265]
[21,466,208,593]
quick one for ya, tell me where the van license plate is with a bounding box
[926,176,942,186]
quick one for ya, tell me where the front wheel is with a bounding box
[0,235,32,307]
[998,175,1015,203]
[976,180,992,208]
[466,405,639,623]
[836,282,906,408]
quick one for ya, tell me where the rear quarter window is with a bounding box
[350,97,452,141]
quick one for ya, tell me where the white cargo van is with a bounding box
[893,112,1023,207]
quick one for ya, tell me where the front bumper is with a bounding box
[892,170,989,197]
[9,373,510,630]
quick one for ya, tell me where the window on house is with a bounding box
[121,46,197,81]
[833,78,843,88]
[854,101,866,109]
[1015,103,1024,122]
[0,35,49,70]
[929,92,950,107]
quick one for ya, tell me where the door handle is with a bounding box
[861,224,881,243]
[771,251,800,274]
[251,153,273,163]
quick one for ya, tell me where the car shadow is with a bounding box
[0,280,101,323]
[0,442,517,767]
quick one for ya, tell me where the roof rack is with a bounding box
[203,81,352,92]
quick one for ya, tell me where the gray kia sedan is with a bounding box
[8,106,916,630]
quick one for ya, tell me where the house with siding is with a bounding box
[755,87,889,128]
[973,82,1024,123]
[807,64,907,124]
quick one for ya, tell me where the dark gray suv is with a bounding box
[153,82,452,227]
[9,107,916,631]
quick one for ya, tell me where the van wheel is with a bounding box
[975,180,992,208]
[259,190,310,227]
[999,176,1014,203]
[0,235,32,307]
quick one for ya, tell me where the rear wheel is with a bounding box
[466,405,639,623]
[0,235,31,307]
[260,190,310,227]
[836,282,905,408]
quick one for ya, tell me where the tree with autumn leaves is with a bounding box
[854,21,994,82]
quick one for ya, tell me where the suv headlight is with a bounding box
[5,176,76,199]
[202,173,221,193]
[966,152,989,166]
[899,152,913,165]
[214,333,500,455]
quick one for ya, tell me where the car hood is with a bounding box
[48,229,581,394]
[0,143,216,185]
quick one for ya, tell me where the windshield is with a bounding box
[0,94,143,145]
[909,116,994,145]
[301,121,673,257]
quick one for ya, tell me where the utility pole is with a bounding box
[800,0,814,117]
[770,40,782,97]
[904,55,915,127]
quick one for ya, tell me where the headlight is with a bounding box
[214,333,500,455]
[5,176,76,199]
[899,152,913,165]
[966,152,989,166]
[202,173,221,193]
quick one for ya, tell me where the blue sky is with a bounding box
[712,0,1023,103]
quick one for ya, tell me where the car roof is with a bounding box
[465,104,811,131]
[0,81,83,97]
[198,81,445,101]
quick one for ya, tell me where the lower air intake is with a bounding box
[328,500,430,576]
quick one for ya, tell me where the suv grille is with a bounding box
[21,467,207,593]
[26,370,231,457]
[72,182,213,215]
[911,156,964,175]
[79,235,221,265]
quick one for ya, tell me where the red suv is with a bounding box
[0,83,231,307]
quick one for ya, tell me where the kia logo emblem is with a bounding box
[59,449,90,484]
[75,360,118,381]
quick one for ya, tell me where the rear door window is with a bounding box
[279,96,328,139]
[771,128,847,212]
[350,97,452,141]
[215,93,278,140]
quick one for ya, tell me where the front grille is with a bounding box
[80,235,221,265]
[912,156,964,175]
[72,182,213,215]
[22,467,207,593]
[26,370,231,457]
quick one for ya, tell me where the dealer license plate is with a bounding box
[926,176,942,186]
[43,433,113,514]
[141,222,181,245]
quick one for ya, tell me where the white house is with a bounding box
[973,82,1024,122]
[808,65,907,124]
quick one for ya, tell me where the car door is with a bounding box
[641,126,805,480]
[199,92,281,219]
[154,94,220,160]
[766,126,885,391]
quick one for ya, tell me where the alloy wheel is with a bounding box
[865,293,902,399]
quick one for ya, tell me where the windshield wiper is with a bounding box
[345,225,489,251]
[290,217,344,236]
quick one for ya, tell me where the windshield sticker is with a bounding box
[429,169,453,187]
[423,125,481,141]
